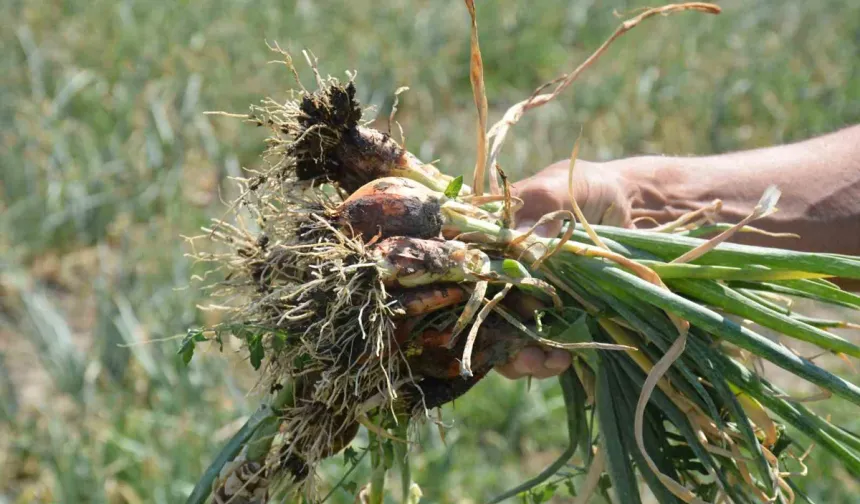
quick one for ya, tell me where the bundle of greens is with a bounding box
[184,3,860,503]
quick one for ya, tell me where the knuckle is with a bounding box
[514,184,566,219]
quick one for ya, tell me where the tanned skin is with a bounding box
[499,124,860,379]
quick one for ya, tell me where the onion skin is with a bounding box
[405,320,526,380]
[335,177,444,241]
[283,81,458,193]
[333,125,447,192]
[394,285,468,316]
[373,236,474,287]
[400,319,527,411]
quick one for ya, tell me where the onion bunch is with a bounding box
[185,3,860,503]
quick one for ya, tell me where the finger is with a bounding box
[543,349,572,373]
[494,346,545,379]
[495,361,525,380]
[529,364,561,380]
[497,347,570,380]
[511,184,567,236]
[511,346,547,376]
[501,290,547,320]
[528,351,571,379]
[495,348,572,380]
[596,197,632,228]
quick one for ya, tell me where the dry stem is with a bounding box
[485,3,721,176]
[463,0,491,196]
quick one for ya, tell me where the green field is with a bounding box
[2,0,860,502]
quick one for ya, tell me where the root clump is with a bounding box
[192,118,517,495]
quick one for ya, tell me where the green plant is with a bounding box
[2,1,859,503]
[182,4,860,503]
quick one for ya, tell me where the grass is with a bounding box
[1,0,859,502]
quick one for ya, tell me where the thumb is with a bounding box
[511,182,567,238]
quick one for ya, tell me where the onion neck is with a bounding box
[440,206,600,265]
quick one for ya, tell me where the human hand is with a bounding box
[495,158,633,380]
[511,158,633,235]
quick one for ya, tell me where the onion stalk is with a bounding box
[187,4,860,503]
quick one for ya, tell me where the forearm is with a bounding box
[618,125,860,255]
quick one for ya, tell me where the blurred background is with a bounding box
[2,0,859,502]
